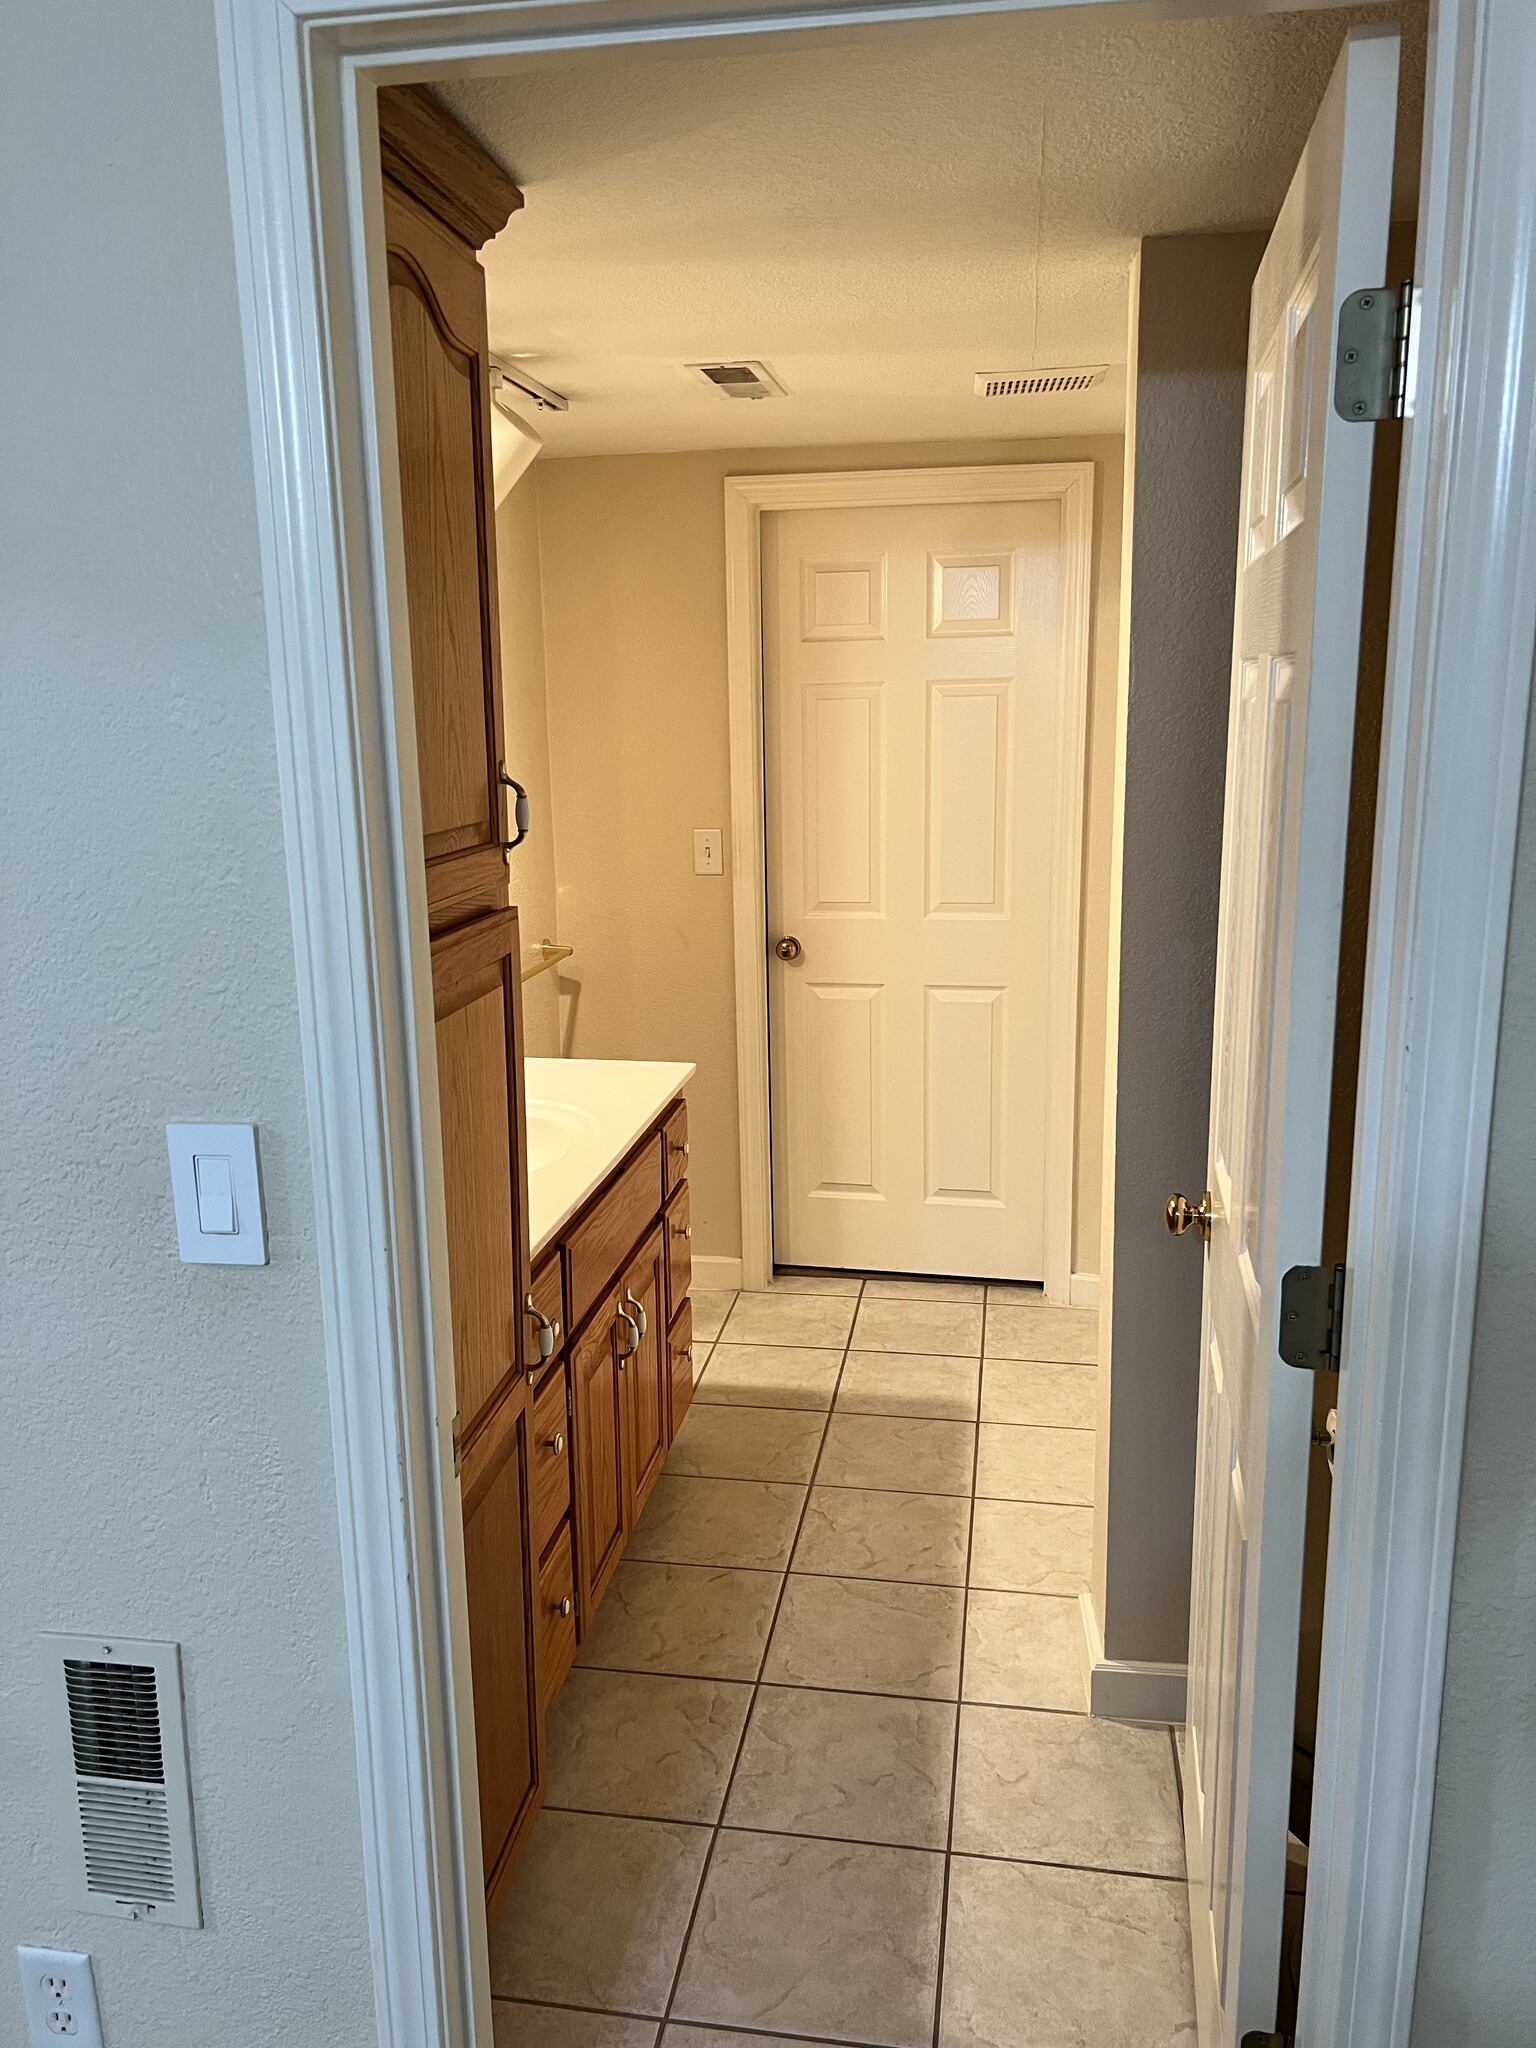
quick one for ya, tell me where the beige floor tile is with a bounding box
[494,2007,658,2048]
[983,1302,1098,1364]
[975,1423,1095,1506]
[629,1475,805,1570]
[863,1275,985,1303]
[984,1282,1047,1304]
[691,1291,737,1342]
[853,1297,984,1358]
[766,1270,865,1296]
[963,1591,1087,1712]
[725,1685,956,1849]
[664,2032,840,2048]
[938,1856,1195,2048]
[951,1705,1185,1876]
[672,1829,944,2047]
[488,1809,711,2015]
[723,1291,857,1348]
[793,1486,970,1587]
[836,1351,980,1421]
[968,1499,1092,1596]
[765,1574,965,1699]
[667,1403,827,1483]
[818,1413,977,1497]
[980,1359,1099,1430]
[575,1561,780,1681]
[696,1343,844,1411]
[544,1669,753,1824]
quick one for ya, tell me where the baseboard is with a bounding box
[692,1254,743,1291]
[1078,1591,1187,1724]
[1069,1271,1101,1309]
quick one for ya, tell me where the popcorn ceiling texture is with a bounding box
[0,4,374,2043]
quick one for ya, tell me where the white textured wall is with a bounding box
[1409,703,1536,2045]
[0,5,374,2043]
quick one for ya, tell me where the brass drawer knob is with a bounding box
[545,1431,565,1456]
[555,1595,572,1619]
[673,1221,692,1240]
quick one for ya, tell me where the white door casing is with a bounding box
[760,476,1091,1281]
[1183,27,1397,2047]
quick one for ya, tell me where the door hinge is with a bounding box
[1279,1263,1346,1372]
[1333,280,1415,422]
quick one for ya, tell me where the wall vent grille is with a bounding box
[973,366,1108,398]
[45,1636,202,1926]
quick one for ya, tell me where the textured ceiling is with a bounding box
[437,3,1423,457]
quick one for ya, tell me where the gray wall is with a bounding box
[1094,232,1266,1668]
[0,4,375,2043]
[1408,702,1536,2047]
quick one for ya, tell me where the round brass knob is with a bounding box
[1165,1191,1214,1241]
[674,1221,692,1240]
[774,935,803,962]
[546,1431,565,1456]
[556,1595,573,1619]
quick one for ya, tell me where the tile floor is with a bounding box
[491,1274,1195,2048]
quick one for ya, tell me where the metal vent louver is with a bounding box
[688,359,786,400]
[45,1636,202,1927]
[973,366,1108,398]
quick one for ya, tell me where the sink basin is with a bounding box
[525,1098,601,1173]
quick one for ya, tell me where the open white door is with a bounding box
[1181,27,1397,2046]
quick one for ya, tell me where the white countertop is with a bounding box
[525,1057,695,1259]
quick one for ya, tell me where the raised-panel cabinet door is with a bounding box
[431,907,532,1441]
[460,1395,540,1912]
[572,1301,627,1619]
[621,1228,668,1525]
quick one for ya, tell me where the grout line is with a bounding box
[558,1666,1091,1716]
[655,1276,866,2032]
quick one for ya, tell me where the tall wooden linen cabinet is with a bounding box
[377,86,546,1910]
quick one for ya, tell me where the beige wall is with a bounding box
[1,3,375,2040]
[517,435,1122,1273]
[498,472,562,1056]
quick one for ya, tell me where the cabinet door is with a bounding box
[621,1228,669,1526]
[460,1392,540,1911]
[385,175,511,935]
[572,1300,627,1618]
[432,907,531,1441]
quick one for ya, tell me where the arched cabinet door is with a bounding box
[380,86,522,935]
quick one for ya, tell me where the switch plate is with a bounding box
[166,1123,268,1265]
[693,827,724,876]
[17,1948,103,2047]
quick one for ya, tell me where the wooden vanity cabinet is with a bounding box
[571,1295,629,1617]
[621,1227,669,1526]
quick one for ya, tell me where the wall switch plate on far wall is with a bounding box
[693,828,724,876]
[166,1122,268,1265]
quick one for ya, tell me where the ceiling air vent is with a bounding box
[974,366,1108,399]
[689,360,786,400]
[45,1635,203,1927]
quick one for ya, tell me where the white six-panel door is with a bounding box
[1182,28,1397,2045]
[763,482,1087,1279]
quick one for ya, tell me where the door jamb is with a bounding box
[210,1,1536,2044]
[724,463,1094,1300]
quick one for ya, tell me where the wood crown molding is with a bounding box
[378,84,523,248]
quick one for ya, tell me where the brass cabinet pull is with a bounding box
[524,1294,560,1361]
[616,1306,639,1365]
[624,1289,648,1339]
[673,1221,692,1241]
[545,1431,565,1456]
[554,1595,573,1619]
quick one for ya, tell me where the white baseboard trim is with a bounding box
[693,1254,744,1291]
[1078,1591,1187,1723]
[1069,1271,1101,1309]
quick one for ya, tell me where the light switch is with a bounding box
[167,1123,268,1265]
[693,827,724,876]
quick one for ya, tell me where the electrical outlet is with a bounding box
[693,827,724,876]
[16,1950,103,2048]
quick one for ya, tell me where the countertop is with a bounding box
[525,1057,696,1259]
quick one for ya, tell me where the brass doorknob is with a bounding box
[1166,1191,1214,1241]
[774,936,803,961]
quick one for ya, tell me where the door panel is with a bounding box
[572,1300,627,1619]
[621,1228,668,1525]
[1182,30,1398,2044]
[765,493,1070,1278]
[432,908,531,1441]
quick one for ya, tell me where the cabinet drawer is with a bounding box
[536,1519,578,1709]
[524,1250,565,1377]
[566,1134,663,1334]
[669,1298,695,1437]
[530,1365,572,1555]
[665,1181,692,1329]
[662,1099,689,1200]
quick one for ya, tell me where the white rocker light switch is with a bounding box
[167,1123,268,1265]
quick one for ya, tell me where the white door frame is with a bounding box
[724,464,1094,1300]
[212,1,1536,2045]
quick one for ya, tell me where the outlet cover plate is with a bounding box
[17,1948,103,2048]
